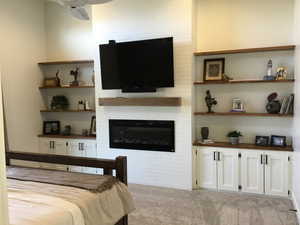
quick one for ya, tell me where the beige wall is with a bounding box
[0,73,8,225]
[293,0,300,219]
[45,2,93,60]
[0,0,46,154]
[196,0,294,51]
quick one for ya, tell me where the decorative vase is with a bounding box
[201,127,209,140]
[229,137,239,145]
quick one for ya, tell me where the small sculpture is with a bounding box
[56,70,61,87]
[70,67,80,86]
[266,92,281,114]
[264,59,276,80]
[205,90,217,113]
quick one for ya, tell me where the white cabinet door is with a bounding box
[82,141,97,174]
[217,149,239,191]
[265,152,289,197]
[68,141,84,172]
[240,151,264,194]
[52,140,68,171]
[39,139,54,169]
[197,148,217,189]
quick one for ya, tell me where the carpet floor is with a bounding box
[128,184,298,225]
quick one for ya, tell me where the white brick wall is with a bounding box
[92,0,194,190]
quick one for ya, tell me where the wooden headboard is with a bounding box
[5,151,127,185]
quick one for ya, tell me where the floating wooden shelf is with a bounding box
[99,97,182,107]
[40,109,95,113]
[193,141,293,152]
[38,134,96,140]
[39,85,95,89]
[194,79,295,85]
[194,45,296,56]
[194,112,293,117]
[38,60,94,65]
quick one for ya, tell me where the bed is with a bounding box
[5,151,135,225]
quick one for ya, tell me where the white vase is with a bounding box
[229,137,239,145]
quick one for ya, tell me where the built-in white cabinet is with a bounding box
[196,148,239,192]
[195,147,292,197]
[39,138,97,174]
[240,151,290,196]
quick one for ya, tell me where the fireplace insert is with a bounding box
[109,120,175,152]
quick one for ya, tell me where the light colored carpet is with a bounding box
[128,184,298,225]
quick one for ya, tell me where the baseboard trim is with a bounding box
[292,192,300,223]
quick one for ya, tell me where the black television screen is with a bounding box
[100,37,174,92]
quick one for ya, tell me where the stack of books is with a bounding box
[280,94,294,114]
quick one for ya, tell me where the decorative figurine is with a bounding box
[205,90,217,113]
[92,70,95,86]
[51,95,69,110]
[264,59,276,80]
[70,67,80,86]
[56,70,61,87]
[266,92,281,114]
[276,67,287,80]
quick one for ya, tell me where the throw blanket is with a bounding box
[7,166,118,193]
[7,167,135,225]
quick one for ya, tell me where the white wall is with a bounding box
[0,0,46,155]
[292,0,300,220]
[196,0,294,51]
[194,0,295,144]
[45,2,93,60]
[92,0,194,190]
[0,73,8,225]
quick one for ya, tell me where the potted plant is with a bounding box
[227,131,243,145]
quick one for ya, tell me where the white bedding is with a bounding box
[8,188,85,225]
[8,179,135,225]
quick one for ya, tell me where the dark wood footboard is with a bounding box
[6,151,129,225]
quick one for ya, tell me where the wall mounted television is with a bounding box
[100,37,174,93]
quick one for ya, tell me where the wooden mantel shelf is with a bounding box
[99,97,182,107]
[194,112,293,117]
[194,45,295,56]
[39,85,95,89]
[38,60,94,65]
[38,134,96,140]
[40,109,95,113]
[194,79,295,85]
[193,141,293,152]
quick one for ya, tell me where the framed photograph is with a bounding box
[89,116,96,136]
[231,98,245,112]
[43,121,60,135]
[255,136,270,147]
[204,58,225,82]
[271,135,287,147]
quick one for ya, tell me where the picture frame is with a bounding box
[271,135,287,147]
[204,58,225,82]
[255,136,270,147]
[231,98,245,112]
[43,121,60,135]
[89,116,96,136]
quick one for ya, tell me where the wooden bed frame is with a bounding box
[6,151,129,225]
